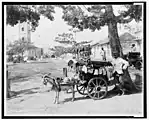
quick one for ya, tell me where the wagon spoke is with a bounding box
[93,91,97,98]
[101,82,106,87]
[79,86,84,91]
[96,78,98,86]
[91,88,96,93]
[91,81,96,87]
[88,85,95,89]
[99,91,105,97]
[99,80,102,86]
[97,92,100,98]
[88,88,93,93]
[82,87,85,94]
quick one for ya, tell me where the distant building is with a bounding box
[91,32,143,60]
[24,47,43,58]
[91,37,111,60]
[133,30,142,56]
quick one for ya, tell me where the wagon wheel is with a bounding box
[76,82,88,95]
[87,77,108,100]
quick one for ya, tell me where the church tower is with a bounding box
[19,21,31,43]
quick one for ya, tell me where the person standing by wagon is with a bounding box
[100,47,106,61]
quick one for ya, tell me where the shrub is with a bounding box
[7,55,13,62]
[28,56,36,60]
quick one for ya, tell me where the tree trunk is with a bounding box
[105,5,123,57]
[108,21,123,57]
[22,52,24,58]
[105,5,139,93]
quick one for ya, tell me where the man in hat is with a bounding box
[110,52,129,95]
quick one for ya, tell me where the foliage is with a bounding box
[52,46,66,57]
[123,22,142,34]
[6,4,142,32]
[6,5,55,31]
[7,39,36,56]
[13,55,24,63]
[51,45,75,57]
[28,56,36,60]
[7,55,14,62]
[55,32,76,45]
[61,5,142,32]
[55,31,93,48]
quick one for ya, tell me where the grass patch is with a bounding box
[8,59,67,83]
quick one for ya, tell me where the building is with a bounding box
[132,30,142,56]
[91,32,142,60]
[19,21,43,58]
[91,37,111,60]
[24,47,43,58]
[19,21,31,43]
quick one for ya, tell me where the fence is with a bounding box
[6,65,10,98]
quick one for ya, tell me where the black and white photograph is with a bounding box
[2,1,146,118]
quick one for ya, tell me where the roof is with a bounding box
[92,37,109,47]
[92,32,137,47]
[27,45,38,50]
[119,32,136,42]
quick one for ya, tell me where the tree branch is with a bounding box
[81,5,106,17]
[116,16,133,23]
[115,6,133,23]
[89,5,105,13]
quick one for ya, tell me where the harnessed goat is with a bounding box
[42,73,78,104]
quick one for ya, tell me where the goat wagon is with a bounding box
[74,60,114,100]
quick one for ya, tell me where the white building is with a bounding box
[91,32,142,60]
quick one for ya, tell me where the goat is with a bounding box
[42,73,78,104]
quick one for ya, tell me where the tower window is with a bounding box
[22,27,24,31]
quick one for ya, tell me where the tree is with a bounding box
[7,39,36,57]
[54,31,93,58]
[61,5,142,56]
[55,32,76,45]
[52,46,67,57]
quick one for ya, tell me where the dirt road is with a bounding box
[6,59,143,117]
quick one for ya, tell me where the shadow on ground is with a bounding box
[133,73,143,92]
[9,75,30,83]
[62,73,143,104]
[8,87,40,99]
[62,88,142,104]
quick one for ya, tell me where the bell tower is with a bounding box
[19,21,31,43]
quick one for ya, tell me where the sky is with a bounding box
[5,5,142,51]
